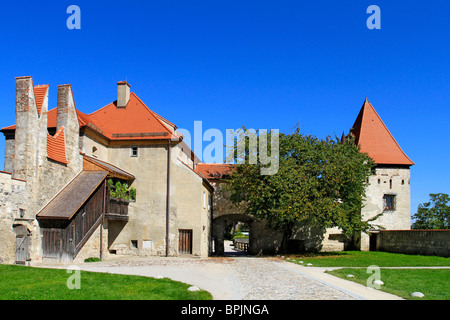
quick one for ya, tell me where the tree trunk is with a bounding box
[279,223,293,254]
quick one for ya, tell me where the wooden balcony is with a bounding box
[105,198,130,221]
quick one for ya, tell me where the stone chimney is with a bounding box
[36,85,49,168]
[13,76,39,181]
[117,81,131,108]
[56,84,80,166]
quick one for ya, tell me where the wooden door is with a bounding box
[178,229,192,254]
[14,225,30,265]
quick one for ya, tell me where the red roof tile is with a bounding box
[2,88,175,142]
[1,107,90,131]
[195,163,236,180]
[34,85,49,116]
[87,92,174,140]
[47,127,68,164]
[351,98,414,166]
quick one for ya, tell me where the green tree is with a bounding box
[225,126,375,253]
[412,193,450,229]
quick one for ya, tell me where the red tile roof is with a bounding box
[2,90,176,142]
[1,108,90,131]
[351,98,414,166]
[34,85,49,116]
[87,92,175,140]
[195,163,236,180]
[47,127,68,164]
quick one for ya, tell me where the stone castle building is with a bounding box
[0,76,413,264]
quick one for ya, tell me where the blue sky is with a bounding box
[0,1,449,217]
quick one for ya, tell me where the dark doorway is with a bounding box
[369,232,378,251]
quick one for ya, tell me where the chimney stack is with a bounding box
[56,84,80,166]
[13,76,39,181]
[117,81,131,108]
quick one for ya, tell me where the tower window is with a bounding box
[131,146,138,157]
[92,146,98,157]
[383,194,396,211]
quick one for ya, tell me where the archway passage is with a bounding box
[212,214,253,256]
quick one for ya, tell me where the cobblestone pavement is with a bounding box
[229,257,355,300]
[75,256,357,300]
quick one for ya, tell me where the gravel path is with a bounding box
[75,256,356,300]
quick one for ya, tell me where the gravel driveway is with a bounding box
[76,256,359,300]
[37,241,401,300]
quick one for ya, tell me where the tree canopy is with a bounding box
[412,193,450,229]
[225,126,375,252]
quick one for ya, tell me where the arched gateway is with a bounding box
[195,164,289,256]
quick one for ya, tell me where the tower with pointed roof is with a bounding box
[350,98,414,250]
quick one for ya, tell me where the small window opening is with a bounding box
[92,146,98,157]
[389,179,392,189]
[131,240,138,249]
[131,146,138,157]
[383,194,396,211]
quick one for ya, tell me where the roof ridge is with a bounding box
[352,98,414,166]
[129,92,175,137]
[364,99,414,165]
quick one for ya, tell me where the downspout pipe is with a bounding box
[166,140,171,257]
[100,178,107,260]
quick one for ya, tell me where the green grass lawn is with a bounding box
[285,251,450,300]
[0,264,212,300]
[286,251,450,267]
[327,268,450,300]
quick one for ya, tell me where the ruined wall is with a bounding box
[1,77,83,264]
[0,172,27,263]
[3,136,15,173]
[11,77,83,218]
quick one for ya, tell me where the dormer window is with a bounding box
[131,146,138,157]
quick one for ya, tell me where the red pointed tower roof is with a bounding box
[351,98,414,166]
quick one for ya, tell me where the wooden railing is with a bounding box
[106,198,130,221]
[234,238,249,252]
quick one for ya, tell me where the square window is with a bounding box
[130,240,138,249]
[131,146,138,157]
[383,194,396,211]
